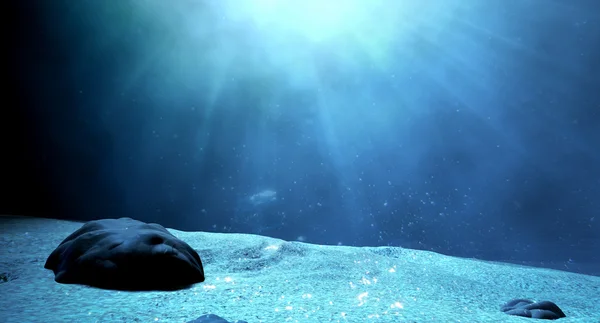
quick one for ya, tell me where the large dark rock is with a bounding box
[501,298,566,320]
[45,217,204,290]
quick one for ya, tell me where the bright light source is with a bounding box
[229,0,367,42]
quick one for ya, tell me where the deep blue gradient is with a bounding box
[6,0,600,274]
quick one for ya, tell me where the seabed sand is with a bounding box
[1,216,598,323]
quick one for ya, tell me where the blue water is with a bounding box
[12,0,600,275]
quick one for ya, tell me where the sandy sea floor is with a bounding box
[1,215,599,323]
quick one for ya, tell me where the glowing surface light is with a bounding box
[245,0,367,42]
[125,0,457,119]
[210,0,450,73]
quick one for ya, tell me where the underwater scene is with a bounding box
[2,0,600,322]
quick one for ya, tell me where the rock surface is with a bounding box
[44,217,205,290]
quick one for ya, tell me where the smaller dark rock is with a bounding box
[501,298,566,320]
[187,314,248,323]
